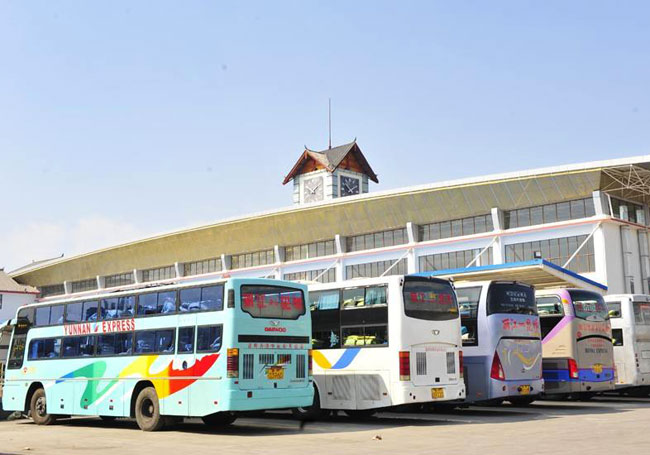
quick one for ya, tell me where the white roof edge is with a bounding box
[12,153,650,277]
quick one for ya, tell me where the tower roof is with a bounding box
[282,140,379,185]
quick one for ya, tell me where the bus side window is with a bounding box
[536,296,564,339]
[178,327,195,353]
[456,287,481,347]
[310,290,341,350]
[612,328,624,346]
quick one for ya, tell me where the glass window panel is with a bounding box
[462,218,474,235]
[530,206,544,225]
[158,291,177,314]
[475,216,486,233]
[201,285,224,311]
[518,208,531,227]
[66,302,83,322]
[197,325,223,352]
[138,293,158,315]
[82,301,99,321]
[49,305,64,325]
[35,306,50,326]
[556,202,571,221]
[135,331,156,354]
[440,221,452,239]
[180,288,201,313]
[451,220,462,237]
[155,330,175,353]
[178,327,195,353]
[571,199,586,219]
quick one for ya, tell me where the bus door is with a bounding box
[633,301,650,374]
[0,322,12,400]
[169,313,197,416]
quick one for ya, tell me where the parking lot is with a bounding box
[1,396,649,455]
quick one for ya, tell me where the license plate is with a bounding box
[593,364,603,374]
[267,366,284,380]
[431,388,445,399]
[519,385,531,395]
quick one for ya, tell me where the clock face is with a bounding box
[340,176,360,197]
[303,176,324,202]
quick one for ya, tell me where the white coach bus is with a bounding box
[605,294,650,396]
[293,275,465,418]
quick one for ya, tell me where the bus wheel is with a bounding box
[343,409,377,419]
[202,412,237,427]
[292,387,327,420]
[30,388,56,425]
[134,387,166,431]
[508,397,536,406]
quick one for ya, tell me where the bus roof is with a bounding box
[411,259,607,294]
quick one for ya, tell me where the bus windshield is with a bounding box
[569,290,608,321]
[402,278,458,321]
[633,302,650,325]
[487,283,536,316]
[241,285,306,319]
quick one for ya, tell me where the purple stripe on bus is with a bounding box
[542,315,575,345]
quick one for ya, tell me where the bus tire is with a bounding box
[202,412,236,427]
[30,388,56,426]
[134,387,165,432]
[292,386,327,420]
[343,409,377,419]
[508,397,536,406]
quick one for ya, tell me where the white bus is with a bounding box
[293,275,465,418]
[605,294,650,396]
[455,281,543,405]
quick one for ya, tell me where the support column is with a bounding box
[491,207,504,264]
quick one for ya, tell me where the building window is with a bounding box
[345,258,407,279]
[504,197,595,229]
[346,228,407,252]
[230,249,275,269]
[39,284,65,298]
[70,279,97,294]
[141,265,176,282]
[609,197,646,225]
[418,214,493,242]
[504,235,595,273]
[104,272,134,288]
[419,248,493,272]
[283,268,336,283]
[184,257,222,276]
[284,240,336,262]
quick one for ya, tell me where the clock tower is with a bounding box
[283,140,379,205]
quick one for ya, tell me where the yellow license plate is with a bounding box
[519,385,531,395]
[593,364,603,374]
[431,388,445,399]
[267,366,284,380]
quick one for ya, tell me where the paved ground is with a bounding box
[1,397,649,455]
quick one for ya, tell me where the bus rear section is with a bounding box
[396,276,465,406]
[605,295,650,393]
[227,280,313,411]
[458,282,543,405]
[537,289,614,398]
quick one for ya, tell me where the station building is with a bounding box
[0,270,38,323]
[8,141,650,299]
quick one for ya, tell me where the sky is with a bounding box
[1,0,650,271]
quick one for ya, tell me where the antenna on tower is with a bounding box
[328,98,332,149]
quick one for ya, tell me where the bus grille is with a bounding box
[242,354,254,379]
[277,354,292,365]
[296,354,306,378]
[446,352,455,374]
[259,354,275,366]
[416,352,427,376]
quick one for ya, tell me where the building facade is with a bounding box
[9,153,650,299]
[0,271,37,322]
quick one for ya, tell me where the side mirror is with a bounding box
[608,310,620,318]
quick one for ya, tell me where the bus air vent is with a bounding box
[242,354,254,379]
[296,355,306,379]
[416,352,427,376]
